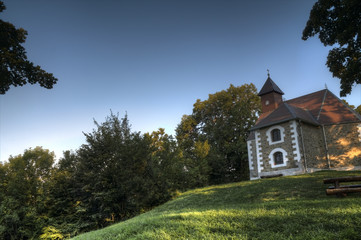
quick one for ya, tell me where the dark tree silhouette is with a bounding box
[0,1,57,94]
[302,0,361,97]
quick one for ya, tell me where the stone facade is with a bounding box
[248,121,361,179]
[299,123,327,169]
[325,123,361,168]
[248,120,306,179]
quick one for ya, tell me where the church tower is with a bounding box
[258,73,284,113]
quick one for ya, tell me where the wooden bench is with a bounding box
[323,176,361,196]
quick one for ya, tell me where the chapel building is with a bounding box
[247,76,361,179]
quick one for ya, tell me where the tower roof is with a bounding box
[258,77,284,96]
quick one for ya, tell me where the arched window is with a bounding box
[271,128,281,142]
[273,151,284,165]
[266,126,284,145]
[269,148,288,168]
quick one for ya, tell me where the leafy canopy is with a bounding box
[0,1,57,94]
[74,112,185,229]
[302,0,361,96]
[176,83,261,184]
[0,147,55,240]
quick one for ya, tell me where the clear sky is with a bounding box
[1,0,360,162]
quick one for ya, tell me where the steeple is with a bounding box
[258,73,284,113]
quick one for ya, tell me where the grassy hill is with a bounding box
[72,171,361,240]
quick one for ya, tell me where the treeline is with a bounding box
[0,84,261,239]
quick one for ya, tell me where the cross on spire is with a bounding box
[267,69,270,78]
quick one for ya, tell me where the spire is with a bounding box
[258,73,284,96]
[258,73,284,113]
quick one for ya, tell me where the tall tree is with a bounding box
[75,113,139,229]
[74,113,182,231]
[176,84,261,184]
[176,114,211,188]
[302,0,361,96]
[0,1,57,94]
[44,151,81,237]
[0,147,55,240]
[145,129,185,201]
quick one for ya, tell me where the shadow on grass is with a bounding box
[167,171,361,212]
[73,171,361,240]
[103,197,361,240]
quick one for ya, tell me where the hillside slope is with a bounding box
[72,171,361,239]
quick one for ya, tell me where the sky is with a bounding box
[1,0,360,162]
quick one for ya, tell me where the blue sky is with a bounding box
[1,0,360,162]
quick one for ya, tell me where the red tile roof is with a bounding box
[251,89,361,130]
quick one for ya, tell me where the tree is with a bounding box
[146,128,186,194]
[44,151,81,237]
[74,112,183,231]
[0,1,57,94]
[0,147,55,240]
[302,0,361,97]
[176,84,261,184]
[356,105,361,115]
[342,100,361,116]
[75,113,139,229]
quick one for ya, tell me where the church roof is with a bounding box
[252,102,319,130]
[258,77,284,96]
[251,89,361,131]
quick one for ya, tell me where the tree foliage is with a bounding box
[176,84,261,185]
[44,151,82,237]
[0,114,186,239]
[302,0,361,96]
[72,113,185,231]
[356,105,361,115]
[0,147,55,240]
[75,113,152,227]
[341,100,361,116]
[0,1,57,94]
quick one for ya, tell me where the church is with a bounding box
[247,76,361,179]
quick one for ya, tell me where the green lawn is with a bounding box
[72,171,361,240]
